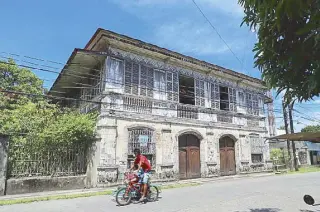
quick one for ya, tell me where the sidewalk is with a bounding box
[0,172,274,201]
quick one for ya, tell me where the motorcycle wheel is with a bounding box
[115,187,132,206]
[147,185,159,202]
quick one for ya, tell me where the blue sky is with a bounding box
[1,0,319,132]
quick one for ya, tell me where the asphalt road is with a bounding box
[2,172,320,212]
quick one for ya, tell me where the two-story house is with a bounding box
[49,28,273,186]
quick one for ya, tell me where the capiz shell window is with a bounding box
[106,57,124,89]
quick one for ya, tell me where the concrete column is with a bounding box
[0,134,9,196]
[161,129,173,165]
[85,137,101,188]
[95,116,119,185]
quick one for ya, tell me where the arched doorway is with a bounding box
[178,134,201,179]
[219,136,236,176]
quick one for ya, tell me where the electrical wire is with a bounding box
[191,0,244,67]
[6,52,318,129]
[0,59,268,106]
[0,89,273,119]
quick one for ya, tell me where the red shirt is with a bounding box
[134,154,151,172]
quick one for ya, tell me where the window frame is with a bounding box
[105,57,124,89]
[251,153,263,163]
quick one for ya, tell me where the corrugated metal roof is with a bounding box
[305,142,320,151]
[269,132,320,142]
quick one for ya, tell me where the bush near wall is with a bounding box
[0,59,98,178]
[3,102,98,178]
[270,148,289,166]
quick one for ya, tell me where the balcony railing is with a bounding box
[102,94,265,127]
[177,105,198,119]
[123,95,152,114]
[217,115,233,123]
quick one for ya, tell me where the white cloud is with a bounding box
[109,0,248,56]
[113,0,244,17]
[152,20,243,55]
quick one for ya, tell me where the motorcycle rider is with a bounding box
[130,148,151,202]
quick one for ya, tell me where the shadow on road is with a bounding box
[235,208,281,212]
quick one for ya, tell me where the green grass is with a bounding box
[0,182,201,206]
[288,166,320,174]
[161,182,201,190]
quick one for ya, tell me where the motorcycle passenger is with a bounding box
[133,164,143,184]
[131,148,151,202]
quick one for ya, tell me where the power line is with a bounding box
[0,56,294,118]
[191,0,244,67]
[0,58,289,115]
[5,53,312,121]
[0,56,100,80]
[0,51,102,71]
[0,89,270,118]
[0,59,268,105]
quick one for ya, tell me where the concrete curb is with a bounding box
[0,172,275,201]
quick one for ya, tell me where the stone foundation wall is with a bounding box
[89,115,272,186]
[6,175,87,195]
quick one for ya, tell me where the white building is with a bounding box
[49,28,273,186]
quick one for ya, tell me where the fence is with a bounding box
[7,141,88,178]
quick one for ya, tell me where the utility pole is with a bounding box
[282,100,293,171]
[288,102,299,171]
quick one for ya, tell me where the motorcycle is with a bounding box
[113,171,160,206]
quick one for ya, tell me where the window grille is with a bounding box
[166,71,179,102]
[246,93,259,115]
[250,134,264,155]
[195,79,206,107]
[210,83,220,109]
[251,154,263,163]
[228,88,237,112]
[128,128,156,155]
[124,61,154,97]
[140,65,154,98]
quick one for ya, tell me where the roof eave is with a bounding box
[48,48,107,95]
[85,28,265,86]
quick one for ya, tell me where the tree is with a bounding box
[301,125,320,133]
[0,59,98,177]
[270,148,289,165]
[238,0,320,105]
[0,59,44,109]
[0,59,97,147]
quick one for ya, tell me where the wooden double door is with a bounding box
[219,136,236,176]
[179,134,201,179]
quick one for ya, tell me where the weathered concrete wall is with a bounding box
[6,175,86,195]
[95,114,271,185]
[85,138,101,188]
[0,134,9,196]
